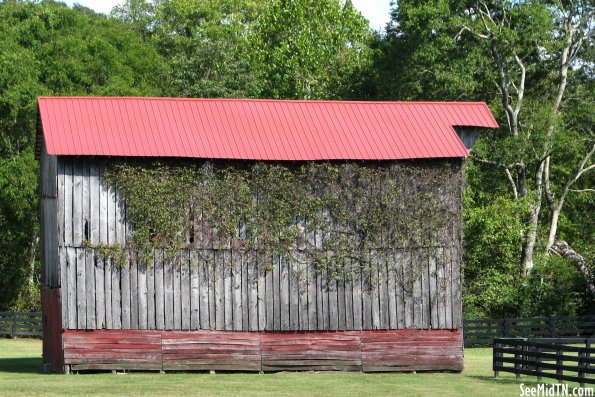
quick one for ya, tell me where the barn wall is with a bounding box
[56,157,463,332]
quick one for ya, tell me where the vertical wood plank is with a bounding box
[129,258,139,330]
[421,250,430,329]
[352,262,362,330]
[224,251,233,330]
[208,251,216,330]
[215,251,225,330]
[111,256,122,329]
[154,250,165,330]
[388,256,397,330]
[272,256,281,330]
[337,275,346,330]
[265,259,274,331]
[138,261,148,330]
[67,248,77,329]
[361,265,372,330]
[72,160,83,246]
[257,261,266,331]
[173,254,182,329]
[75,248,86,329]
[89,161,99,243]
[379,260,389,330]
[232,255,242,331]
[99,160,108,244]
[298,262,308,330]
[436,247,446,329]
[403,250,414,329]
[444,248,453,329]
[452,245,462,330]
[164,255,174,330]
[104,258,112,329]
[241,254,249,330]
[198,251,210,330]
[121,254,131,329]
[322,268,330,330]
[395,251,406,329]
[146,256,155,330]
[429,252,438,329]
[181,250,191,330]
[95,256,105,329]
[328,277,338,331]
[57,160,65,246]
[64,159,73,247]
[190,251,200,330]
[307,264,317,330]
[344,271,353,330]
[371,260,380,330]
[107,172,117,245]
[246,255,258,331]
[316,268,324,330]
[288,259,299,330]
[59,247,68,327]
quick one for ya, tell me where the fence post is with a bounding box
[503,319,509,337]
[493,339,501,378]
[536,345,542,382]
[514,341,521,380]
[549,317,555,337]
[578,350,586,388]
[556,345,563,383]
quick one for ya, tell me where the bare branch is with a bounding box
[504,168,519,199]
[570,189,595,193]
[513,54,525,119]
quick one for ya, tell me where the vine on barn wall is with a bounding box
[94,159,461,279]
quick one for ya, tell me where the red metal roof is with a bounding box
[37,97,498,160]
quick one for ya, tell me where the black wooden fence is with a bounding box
[464,316,595,346]
[493,338,595,387]
[0,312,42,337]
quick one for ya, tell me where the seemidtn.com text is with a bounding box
[520,384,594,397]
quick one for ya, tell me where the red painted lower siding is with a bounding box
[41,288,64,372]
[62,329,463,373]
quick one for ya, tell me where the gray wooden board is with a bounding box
[436,247,446,329]
[82,159,89,242]
[371,260,380,330]
[198,252,210,330]
[246,255,258,331]
[298,262,308,330]
[257,261,266,331]
[265,259,274,331]
[164,254,174,330]
[241,254,249,330]
[208,252,216,330]
[75,248,86,329]
[64,158,73,246]
[67,248,77,329]
[107,180,116,245]
[352,262,362,330]
[307,264,317,330]
[173,254,182,329]
[452,245,462,329]
[72,160,83,246]
[420,250,430,329]
[111,255,121,329]
[361,265,372,330]
[138,261,148,330]
[190,251,200,330]
[272,256,280,330]
[328,276,338,330]
[40,144,57,198]
[316,268,324,330]
[337,276,345,330]
[232,253,242,331]
[120,255,131,329]
[215,251,224,330]
[155,251,165,330]
[429,253,438,329]
[403,251,414,329]
[387,256,397,329]
[59,247,68,327]
[99,160,108,244]
[95,256,105,329]
[288,259,299,330]
[444,248,453,329]
[395,251,405,329]
[57,159,64,246]
[104,258,113,328]
[146,255,155,330]
[322,268,329,330]
[224,251,233,330]
[378,259,389,330]
[130,258,139,329]
[181,251,191,330]
[413,248,423,328]
[89,161,99,243]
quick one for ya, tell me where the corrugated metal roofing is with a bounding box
[37,97,498,160]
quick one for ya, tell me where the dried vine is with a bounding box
[97,159,461,279]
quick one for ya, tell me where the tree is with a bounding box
[251,0,374,100]
[0,0,166,311]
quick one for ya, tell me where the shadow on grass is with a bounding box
[0,357,43,374]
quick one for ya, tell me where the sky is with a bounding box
[63,0,392,31]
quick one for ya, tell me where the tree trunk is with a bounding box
[550,239,595,299]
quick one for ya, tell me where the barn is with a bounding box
[37,96,497,373]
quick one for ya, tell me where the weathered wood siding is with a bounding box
[54,157,463,332]
[62,329,463,372]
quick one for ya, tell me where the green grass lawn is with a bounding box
[0,338,565,396]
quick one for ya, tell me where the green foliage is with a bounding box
[105,160,460,278]
[0,0,167,311]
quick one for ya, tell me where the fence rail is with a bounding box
[493,338,595,387]
[464,316,595,346]
[0,312,42,337]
